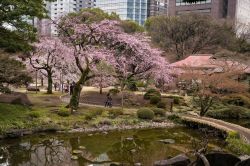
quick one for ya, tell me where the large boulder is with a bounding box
[0,92,32,106]
[196,152,240,166]
[236,157,250,166]
[154,154,190,166]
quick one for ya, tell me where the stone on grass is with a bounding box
[130,149,136,153]
[158,139,175,144]
[154,154,190,166]
[71,155,78,160]
[72,150,83,154]
[79,146,86,150]
[126,137,134,141]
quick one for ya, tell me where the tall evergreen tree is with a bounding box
[0,0,52,52]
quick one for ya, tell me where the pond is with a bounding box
[0,127,230,166]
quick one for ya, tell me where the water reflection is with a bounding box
[0,127,227,166]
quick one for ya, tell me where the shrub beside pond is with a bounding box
[137,108,154,120]
[157,101,167,109]
[150,96,161,104]
[57,110,70,117]
[108,109,123,118]
[206,106,250,119]
[85,109,104,120]
[144,89,161,100]
[152,108,166,117]
[226,131,250,155]
[28,111,41,118]
[222,94,250,108]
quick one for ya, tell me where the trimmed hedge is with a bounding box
[222,94,250,108]
[152,108,166,117]
[137,108,154,120]
[28,111,41,118]
[144,89,161,100]
[206,106,250,119]
[57,110,70,117]
[157,101,166,109]
[109,88,120,95]
[108,109,123,118]
[150,96,161,104]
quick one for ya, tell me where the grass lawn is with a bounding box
[0,92,141,134]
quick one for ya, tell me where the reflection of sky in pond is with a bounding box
[0,127,229,166]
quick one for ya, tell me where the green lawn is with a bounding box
[0,92,139,134]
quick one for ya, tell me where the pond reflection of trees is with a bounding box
[0,138,76,166]
[107,136,177,165]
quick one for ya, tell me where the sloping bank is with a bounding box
[180,115,250,155]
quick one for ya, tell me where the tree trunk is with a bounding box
[41,76,44,86]
[121,84,125,110]
[99,77,103,94]
[47,71,53,94]
[100,86,103,94]
[199,97,213,117]
[69,70,89,113]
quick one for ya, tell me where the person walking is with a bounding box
[105,93,112,108]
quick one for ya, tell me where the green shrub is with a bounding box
[222,94,250,108]
[137,108,154,120]
[85,109,104,120]
[28,111,41,118]
[150,96,161,104]
[57,110,70,117]
[152,108,166,117]
[144,89,161,100]
[166,95,183,105]
[228,131,240,139]
[0,85,11,93]
[206,105,250,119]
[226,132,250,155]
[109,89,120,95]
[108,109,123,118]
[167,114,182,123]
[136,81,146,88]
[173,97,180,104]
[157,101,166,109]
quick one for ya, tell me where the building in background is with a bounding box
[95,0,148,25]
[148,0,168,17]
[168,0,230,19]
[168,0,250,35]
[37,0,94,36]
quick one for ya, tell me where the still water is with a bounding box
[0,127,230,166]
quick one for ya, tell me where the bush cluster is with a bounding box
[85,109,103,120]
[222,94,250,108]
[28,111,41,118]
[206,105,250,119]
[109,89,120,95]
[137,107,167,120]
[137,108,155,120]
[57,110,70,117]
[166,95,183,105]
[157,101,166,109]
[144,89,161,100]
[152,108,166,117]
[108,109,123,118]
[150,96,161,104]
